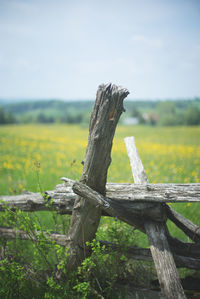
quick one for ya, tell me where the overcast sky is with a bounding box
[0,0,200,100]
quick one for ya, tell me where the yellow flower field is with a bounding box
[0,124,200,241]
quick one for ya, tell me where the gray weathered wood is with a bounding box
[1,181,199,244]
[73,181,146,231]
[124,136,186,299]
[166,205,200,243]
[0,188,75,213]
[0,226,68,246]
[65,83,129,273]
[167,235,200,258]
[72,181,200,258]
[145,221,187,298]
[98,240,200,270]
[1,183,200,213]
[1,181,199,245]
[73,180,167,228]
[105,183,200,203]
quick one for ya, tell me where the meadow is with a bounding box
[0,123,199,244]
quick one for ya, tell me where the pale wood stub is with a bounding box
[124,136,148,184]
[124,136,186,299]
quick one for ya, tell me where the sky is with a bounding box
[0,0,200,100]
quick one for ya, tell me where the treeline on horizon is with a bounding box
[0,98,200,126]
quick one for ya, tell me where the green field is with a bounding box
[0,124,200,297]
[0,124,199,242]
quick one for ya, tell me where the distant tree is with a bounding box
[6,112,16,124]
[0,107,6,124]
[36,113,55,123]
[21,114,33,123]
[0,107,16,124]
[47,116,55,123]
[184,107,200,125]
[131,108,140,118]
[64,113,83,124]
[157,101,176,115]
[131,108,145,124]
[157,101,177,126]
[37,113,47,123]
[158,114,178,126]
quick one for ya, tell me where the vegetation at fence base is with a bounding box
[0,204,155,298]
[0,124,200,297]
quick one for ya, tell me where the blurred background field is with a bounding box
[1,1,200,295]
[0,123,199,245]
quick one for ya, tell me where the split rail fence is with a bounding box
[0,83,200,299]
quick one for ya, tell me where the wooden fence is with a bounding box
[0,83,200,298]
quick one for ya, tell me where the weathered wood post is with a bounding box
[65,83,129,273]
[124,136,186,299]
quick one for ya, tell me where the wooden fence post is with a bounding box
[64,83,129,274]
[124,136,186,299]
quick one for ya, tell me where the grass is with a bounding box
[0,124,200,244]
